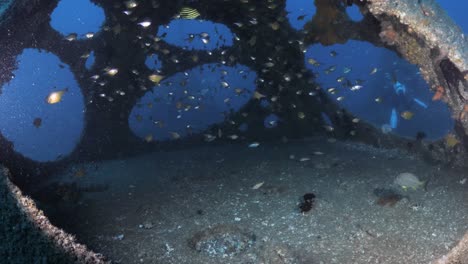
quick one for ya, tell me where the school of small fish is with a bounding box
[38,1,442,149]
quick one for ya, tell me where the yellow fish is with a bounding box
[170,132,181,140]
[179,7,200,19]
[270,22,280,31]
[144,134,153,143]
[148,74,164,84]
[46,88,68,104]
[445,134,459,148]
[307,58,320,66]
[400,111,414,120]
[252,91,266,100]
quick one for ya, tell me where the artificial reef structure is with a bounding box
[0,0,467,263]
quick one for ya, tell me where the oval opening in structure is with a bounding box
[347,5,363,22]
[286,0,316,30]
[145,53,162,71]
[129,63,256,141]
[304,40,454,140]
[0,49,85,162]
[157,19,234,50]
[50,0,105,40]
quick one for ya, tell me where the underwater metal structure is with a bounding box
[0,0,467,186]
[0,0,467,263]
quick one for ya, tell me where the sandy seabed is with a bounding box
[41,137,467,264]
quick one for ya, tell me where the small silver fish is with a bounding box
[336,76,345,83]
[204,134,216,142]
[65,33,77,41]
[350,85,363,91]
[324,65,336,74]
[252,182,264,189]
[248,142,260,148]
[220,81,229,88]
[138,20,151,28]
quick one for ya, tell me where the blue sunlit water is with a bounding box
[145,54,163,71]
[347,5,363,22]
[0,49,85,162]
[85,51,95,70]
[50,0,105,39]
[304,40,454,139]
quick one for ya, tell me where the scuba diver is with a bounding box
[387,72,428,130]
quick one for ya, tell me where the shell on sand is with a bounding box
[394,172,424,189]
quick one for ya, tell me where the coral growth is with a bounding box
[379,21,399,46]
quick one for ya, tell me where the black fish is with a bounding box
[299,193,316,213]
[33,117,42,128]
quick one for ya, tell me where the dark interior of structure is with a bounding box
[0,0,467,263]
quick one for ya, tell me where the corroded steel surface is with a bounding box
[368,0,468,73]
[0,166,109,263]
